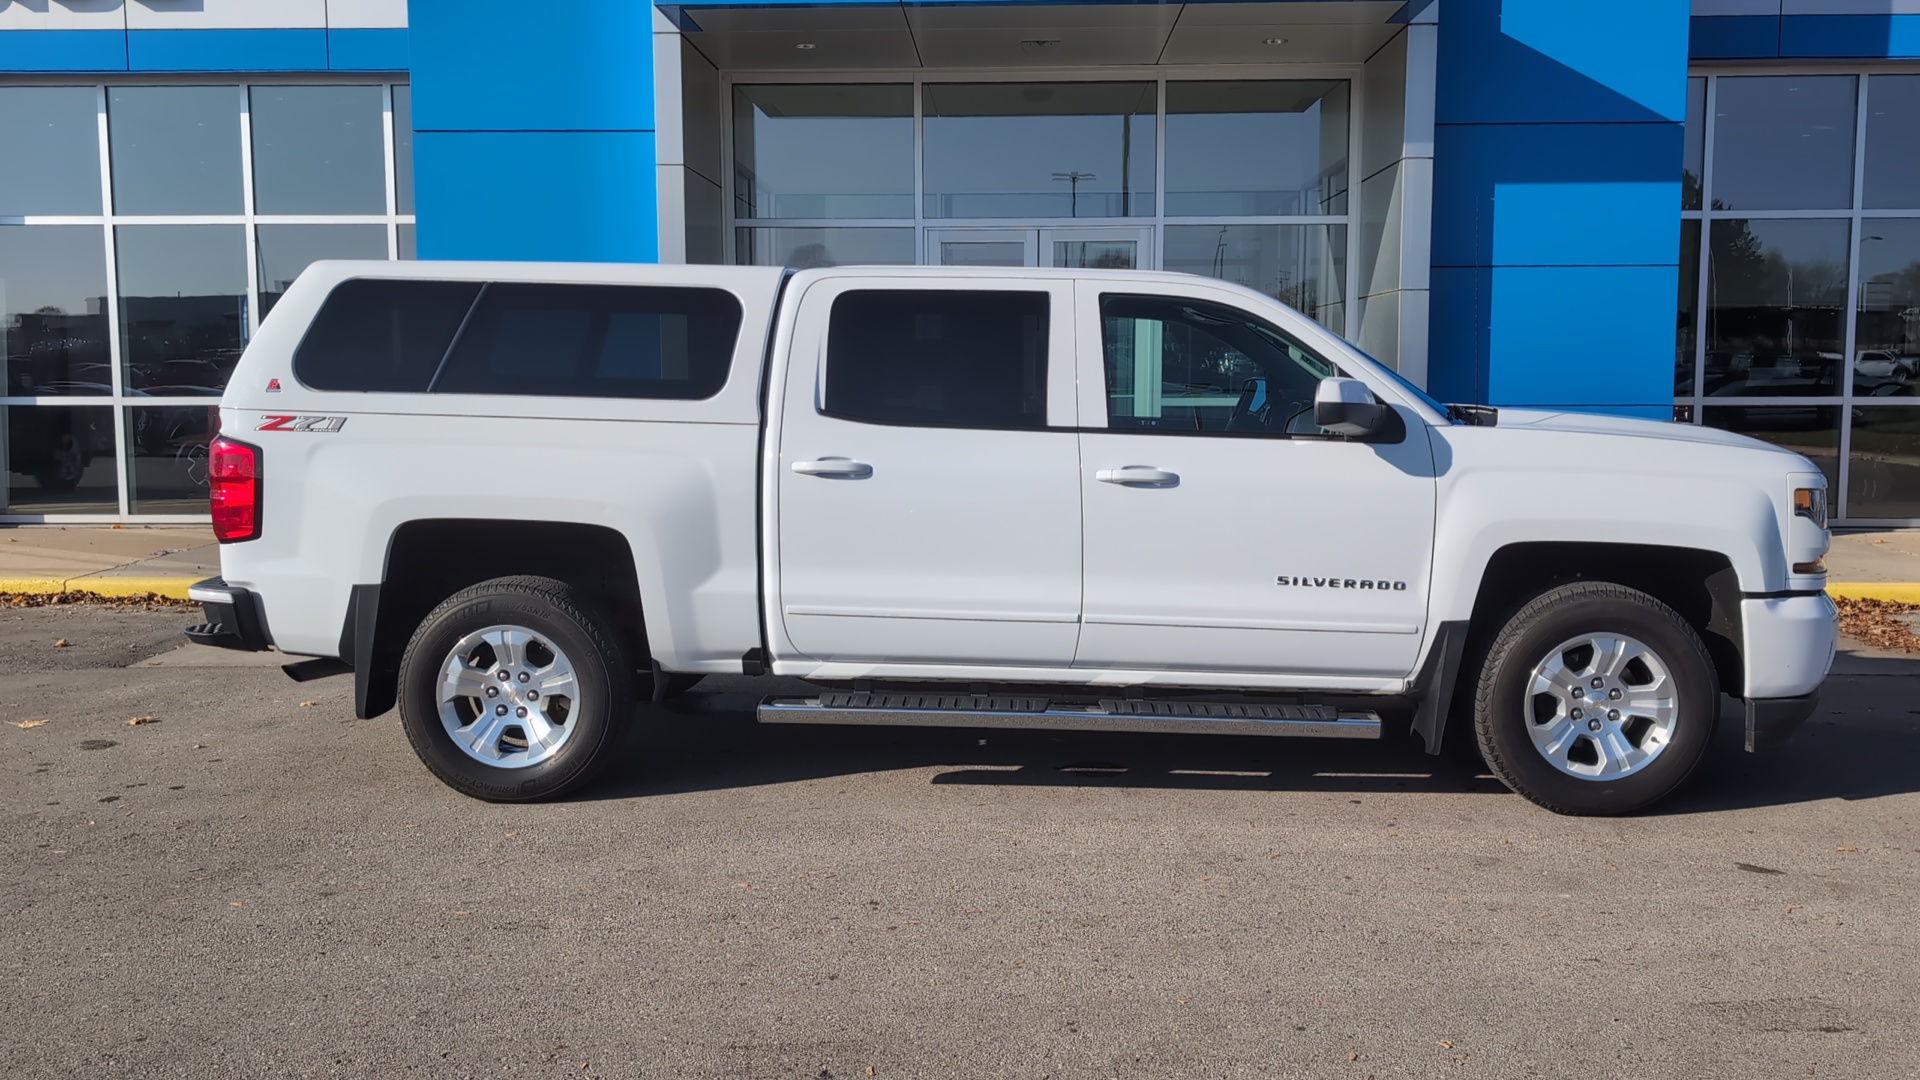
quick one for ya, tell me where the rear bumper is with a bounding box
[1743,692,1819,752]
[185,576,272,652]
[1740,592,1838,699]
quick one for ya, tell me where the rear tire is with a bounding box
[398,575,633,802]
[1473,582,1718,815]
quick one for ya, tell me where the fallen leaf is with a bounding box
[1874,538,1887,544]
[1785,905,1799,914]
[1439,1040,1455,1050]
[1836,844,1858,852]
[127,715,156,726]
[52,639,69,648]
[1349,1052,1360,1062]
[298,700,317,708]
[11,719,48,729]
[1835,597,1920,653]
[866,1068,876,1078]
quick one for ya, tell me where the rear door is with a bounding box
[773,275,1083,667]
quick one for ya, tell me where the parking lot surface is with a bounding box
[3,606,1917,1079]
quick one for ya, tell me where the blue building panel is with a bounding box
[1688,15,1781,60]
[0,30,127,72]
[409,0,655,132]
[415,131,659,263]
[1426,267,1487,406]
[1432,122,1684,269]
[1485,264,1678,410]
[1435,0,1687,125]
[327,28,410,72]
[127,29,330,72]
[1782,14,1920,59]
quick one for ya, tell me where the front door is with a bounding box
[927,227,1151,270]
[1071,279,1439,679]
[774,274,1084,667]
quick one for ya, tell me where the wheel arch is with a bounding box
[346,519,647,719]
[1415,540,1744,755]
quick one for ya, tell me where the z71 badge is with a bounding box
[257,415,347,433]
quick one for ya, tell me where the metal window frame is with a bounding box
[1682,64,1920,527]
[0,73,414,523]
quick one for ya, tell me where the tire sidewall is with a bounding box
[399,588,623,801]
[1482,595,1717,814]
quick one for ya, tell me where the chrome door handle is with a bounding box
[1096,466,1179,487]
[791,457,873,479]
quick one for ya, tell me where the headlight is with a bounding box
[1793,487,1827,529]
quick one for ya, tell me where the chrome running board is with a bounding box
[756,692,1382,740]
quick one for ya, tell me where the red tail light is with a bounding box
[209,436,261,542]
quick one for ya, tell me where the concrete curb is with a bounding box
[1827,582,1920,604]
[0,576,197,600]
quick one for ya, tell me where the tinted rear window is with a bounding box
[823,289,1050,429]
[293,278,480,392]
[434,283,743,399]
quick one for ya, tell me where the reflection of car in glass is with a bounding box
[5,407,106,491]
[1855,349,1917,381]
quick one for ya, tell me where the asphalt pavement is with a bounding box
[2,607,1918,1079]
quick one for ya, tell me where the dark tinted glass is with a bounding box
[1165,81,1348,216]
[3,404,117,514]
[0,87,103,215]
[1865,74,1920,210]
[1683,76,1705,210]
[392,84,415,215]
[436,284,742,400]
[824,290,1049,429]
[294,278,480,392]
[1100,293,1337,435]
[1711,76,1856,211]
[1848,407,1920,518]
[115,224,248,396]
[1703,406,1839,492]
[1705,218,1849,398]
[923,83,1155,218]
[1855,219,1920,397]
[257,224,390,317]
[2,226,111,396]
[107,86,243,215]
[249,86,386,214]
[1675,220,1701,395]
[126,403,222,513]
[732,84,913,219]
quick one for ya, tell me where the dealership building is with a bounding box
[1,0,1917,523]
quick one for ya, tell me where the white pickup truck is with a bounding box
[187,261,1838,815]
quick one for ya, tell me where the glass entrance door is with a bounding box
[928,226,1152,269]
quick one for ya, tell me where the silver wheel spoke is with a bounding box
[1522,631,1679,782]
[437,624,581,770]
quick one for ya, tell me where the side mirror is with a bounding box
[1313,376,1389,438]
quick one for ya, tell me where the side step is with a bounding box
[756,692,1381,740]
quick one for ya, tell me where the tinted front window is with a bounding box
[294,278,480,392]
[1100,294,1336,434]
[824,290,1049,429]
[435,283,742,400]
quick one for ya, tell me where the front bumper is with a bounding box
[185,576,272,652]
[1740,592,1838,699]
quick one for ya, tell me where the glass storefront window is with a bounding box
[1164,224,1347,331]
[1675,221,1700,396]
[115,225,249,397]
[257,224,391,317]
[736,227,915,268]
[1864,74,1920,210]
[1,405,117,514]
[392,84,415,216]
[126,404,221,514]
[922,82,1155,219]
[1848,407,1920,518]
[733,85,913,220]
[1,226,111,397]
[250,86,387,215]
[107,86,243,215]
[1682,77,1705,211]
[1711,75,1856,211]
[1165,81,1348,217]
[398,223,417,260]
[1855,220,1920,398]
[1703,406,1840,491]
[1705,218,1849,398]
[0,87,103,216]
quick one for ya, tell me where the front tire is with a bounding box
[398,575,633,802]
[1473,582,1718,815]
